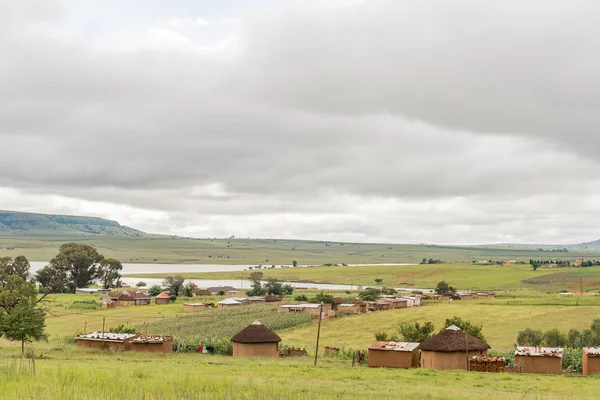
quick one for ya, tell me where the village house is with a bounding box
[352,299,368,313]
[388,298,409,309]
[278,303,332,316]
[112,291,136,307]
[400,296,421,307]
[336,303,362,315]
[207,286,237,295]
[130,335,173,354]
[75,332,138,351]
[248,296,266,304]
[582,347,600,376]
[514,347,563,374]
[183,303,208,312]
[368,341,420,368]
[154,292,171,305]
[133,291,152,305]
[101,295,116,309]
[265,295,284,302]
[217,298,242,308]
[231,320,281,357]
[420,326,491,371]
[194,289,213,296]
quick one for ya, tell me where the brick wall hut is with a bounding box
[75,332,137,351]
[155,292,171,305]
[583,347,600,376]
[218,298,242,308]
[420,325,490,371]
[131,335,173,354]
[183,303,207,313]
[514,347,563,375]
[368,341,420,368]
[231,320,281,357]
[112,291,136,307]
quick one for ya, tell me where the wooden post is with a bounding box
[101,317,106,344]
[314,302,324,366]
[580,278,583,295]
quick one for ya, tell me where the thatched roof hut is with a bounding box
[420,326,490,370]
[231,321,281,357]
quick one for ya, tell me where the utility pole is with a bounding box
[580,278,583,295]
[314,302,324,366]
[101,317,106,344]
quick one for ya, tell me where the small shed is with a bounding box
[389,298,408,309]
[583,347,600,376]
[155,292,171,305]
[183,303,206,313]
[514,347,563,375]
[352,299,368,313]
[195,289,212,296]
[420,326,491,370]
[265,295,284,302]
[101,295,116,309]
[218,298,242,308]
[277,303,331,316]
[248,296,266,304]
[231,320,281,357]
[336,304,362,315]
[400,296,421,307]
[75,332,137,351]
[368,341,420,368]
[131,335,173,354]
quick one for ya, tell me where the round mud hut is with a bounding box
[420,325,490,370]
[231,320,281,357]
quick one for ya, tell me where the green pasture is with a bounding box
[1,347,600,399]
[3,236,600,264]
[127,263,600,292]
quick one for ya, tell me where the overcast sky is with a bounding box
[2,0,600,244]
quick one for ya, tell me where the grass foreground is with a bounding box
[1,346,600,400]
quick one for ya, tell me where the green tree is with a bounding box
[136,281,147,288]
[97,258,123,290]
[0,275,45,355]
[0,256,30,281]
[314,292,334,304]
[443,316,485,340]
[182,282,194,297]
[435,281,456,296]
[294,294,308,302]
[48,243,104,292]
[162,275,185,296]
[35,265,68,294]
[399,321,436,342]
[359,287,381,301]
[374,278,383,285]
[516,328,543,346]
[542,328,568,347]
[265,278,284,295]
[217,290,225,299]
[148,285,162,296]
[0,299,45,355]
[247,271,266,296]
[292,260,298,267]
[282,284,294,295]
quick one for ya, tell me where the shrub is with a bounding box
[400,321,435,342]
[108,324,136,334]
[542,328,568,347]
[516,328,543,346]
[148,285,162,297]
[443,316,485,340]
[562,347,582,372]
[294,295,308,302]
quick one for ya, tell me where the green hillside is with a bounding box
[0,210,146,237]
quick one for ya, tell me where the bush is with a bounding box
[443,316,485,340]
[516,328,543,346]
[374,332,388,341]
[169,294,177,302]
[148,285,162,297]
[400,321,435,342]
[108,324,136,334]
[562,347,582,372]
[294,295,308,302]
[542,328,568,347]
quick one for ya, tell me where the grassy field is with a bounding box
[280,299,600,352]
[126,263,600,292]
[3,236,600,264]
[1,347,600,399]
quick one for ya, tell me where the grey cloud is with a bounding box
[1,0,600,243]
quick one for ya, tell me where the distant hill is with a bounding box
[0,210,147,237]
